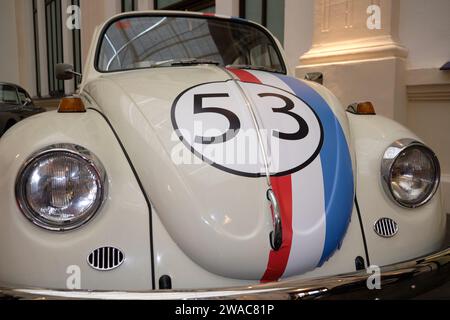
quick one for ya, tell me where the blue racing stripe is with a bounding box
[274,75,354,266]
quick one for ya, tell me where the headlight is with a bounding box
[16,144,107,231]
[381,139,440,208]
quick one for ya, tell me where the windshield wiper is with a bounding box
[149,58,220,68]
[171,58,220,66]
[226,64,279,73]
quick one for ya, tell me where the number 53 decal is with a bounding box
[171,81,323,177]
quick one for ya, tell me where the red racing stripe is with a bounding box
[227,67,294,282]
[261,175,294,282]
[227,68,261,83]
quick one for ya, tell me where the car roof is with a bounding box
[0,82,28,93]
[101,10,259,30]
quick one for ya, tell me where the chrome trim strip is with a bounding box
[230,76,272,184]
[2,247,449,300]
[267,189,282,251]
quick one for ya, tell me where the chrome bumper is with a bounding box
[1,247,449,300]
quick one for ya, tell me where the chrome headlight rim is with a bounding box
[381,138,440,209]
[15,144,107,232]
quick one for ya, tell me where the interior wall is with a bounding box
[14,0,37,96]
[399,0,450,70]
[137,0,155,10]
[216,0,240,16]
[399,0,450,212]
[284,0,314,73]
[0,0,20,85]
[80,0,121,65]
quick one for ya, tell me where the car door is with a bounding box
[0,84,21,135]
[17,87,42,117]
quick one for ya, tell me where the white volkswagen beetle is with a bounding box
[0,11,448,300]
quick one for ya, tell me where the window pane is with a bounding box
[200,6,215,13]
[33,0,41,97]
[69,0,82,91]
[46,0,65,96]
[18,90,27,104]
[0,85,19,105]
[156,0,181,9]
[55,0,64,92]
[245,0,263,24]
[266,0,285,44]
[122,0,135,12]
[46,4,54,94]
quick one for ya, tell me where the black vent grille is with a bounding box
[374,218,398,238]
[87,246,124,271]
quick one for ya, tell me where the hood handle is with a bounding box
[267,189,282,251]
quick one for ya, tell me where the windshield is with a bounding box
[0,85,19,105]
[96,15,286,73]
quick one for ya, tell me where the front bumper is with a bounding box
[1,247,449,300]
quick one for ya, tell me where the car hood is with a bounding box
[84,66,354,281]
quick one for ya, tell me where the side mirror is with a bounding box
[24,97,32,106]
[55,63,75,80]
[304,72,324,85]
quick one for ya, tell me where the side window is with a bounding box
[0,85,19,104]
[241,0,285,44]
[121,0,136,12]
[18,89,28,105]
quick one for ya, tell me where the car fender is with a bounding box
[348,113,445,266]
[0,113,21,136]
[0,110,153,290]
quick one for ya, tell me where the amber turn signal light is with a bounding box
[346,101,376,115]
[58,96,86,113]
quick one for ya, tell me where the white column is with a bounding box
[80,0,121,65]
[296,0,408,123]
[0,0,20,85]
[13,0,37,96]
[216,0,240,16]
[284,0,314,73]
[137,0,154,10]
[105,0,122,17]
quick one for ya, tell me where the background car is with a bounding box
[0,83,45,137]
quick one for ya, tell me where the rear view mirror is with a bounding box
[55,63,75,80]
